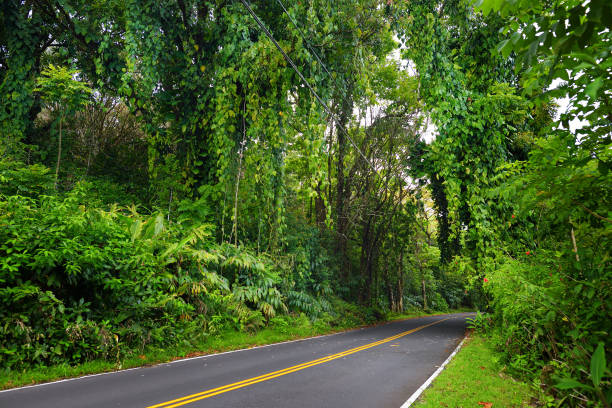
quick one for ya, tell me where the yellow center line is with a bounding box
[147,317,450,408]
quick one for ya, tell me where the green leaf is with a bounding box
[598,160,609,176]
[570,52,597,65]
[555,378,592,390]
[497,39,513,58]
[585,77,603,100]
[591,342,606,387]
[154,215,164,236]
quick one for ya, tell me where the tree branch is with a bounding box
[573,201,612,224]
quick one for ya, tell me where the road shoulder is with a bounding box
[411,334,535,407]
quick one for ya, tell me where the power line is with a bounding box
[238,0,379,175]
[274,0,346,92]
[275,0,361,137]
[275,0,372,169]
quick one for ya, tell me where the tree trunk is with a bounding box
[430,174,461,264]
[232,96,247,246]
[314,181,326,227]
[335,88,354,280]
[54,115,63,190]
[232,154,242,246]
[387,278,395,312]
[397,250,404,312]
[167,188,173,221]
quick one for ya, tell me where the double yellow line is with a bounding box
[147,317,449,408]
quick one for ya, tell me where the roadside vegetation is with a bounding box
[414,333,534,408]
[0,0,609,405]
[0,307,456,389]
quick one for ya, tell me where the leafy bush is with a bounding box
[269,315,292,334]
[0,160,53,197]
[466,311,491,332]
[437,272,467,309]
[0,163,342,370]
[0,185,211,368]
[484,254,611,402]
[363,306,388,324]
[427,292,449,313]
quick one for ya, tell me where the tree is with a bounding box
[35,65,91,189]
[478,0,611,160]
[470,1,611,406]
[394,0,540,264]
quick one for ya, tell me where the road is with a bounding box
[0,313,471,408]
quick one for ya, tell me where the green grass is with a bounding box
[0,308,462,390]
[388,307,474,322]
[413,334,534,408]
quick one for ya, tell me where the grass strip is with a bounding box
[413,334,534,408]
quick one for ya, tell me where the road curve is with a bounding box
[0,313,472,408]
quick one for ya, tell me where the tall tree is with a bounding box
[395,0,537,263]
[35,64,92,189]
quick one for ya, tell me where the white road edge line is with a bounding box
[0,330,344,394]
[0,314,454,394]
[399,336,467,408]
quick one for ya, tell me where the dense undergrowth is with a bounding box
[0,161,443,373]
[477,140,611,406]
[1,162,307,370]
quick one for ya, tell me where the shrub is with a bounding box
[0,164,339,369]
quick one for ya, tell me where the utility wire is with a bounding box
[275,0,362,142]
[274,0,345,92]
[239,0,379,175]
[275,0,369,166]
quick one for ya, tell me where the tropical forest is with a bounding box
[0,0,610,406]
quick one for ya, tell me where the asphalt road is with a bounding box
[0,313,472,408]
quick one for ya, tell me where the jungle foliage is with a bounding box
[0,0,610,405]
